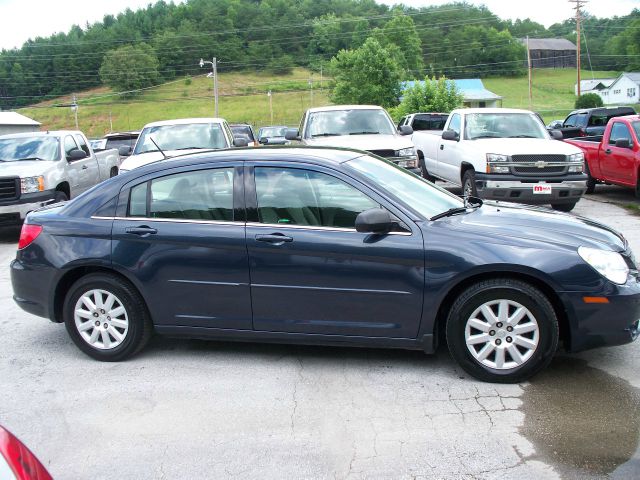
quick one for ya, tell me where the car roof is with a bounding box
[307,105,385,113]
[104,131,139,138]
[0,130,83,139]
[568,106,636,115]
[456,108,536,115]
[141,118,226,128]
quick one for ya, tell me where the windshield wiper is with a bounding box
[349,131,380,135]
[470,134,501,140]
[311,133,341,137]
[430,196,483,221]
[508,135,537,138]
[18,157,48,161]
[173,146,205,150]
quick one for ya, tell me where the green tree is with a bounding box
[380,14,424,76]
[575,93,604,109]
[391,76,464,120]
[99,43,160,94]
[329,37,404,108]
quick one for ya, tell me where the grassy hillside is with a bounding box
[19,68,330,137]
[18,67,637,137]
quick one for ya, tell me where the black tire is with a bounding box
[584,162,596,194]
[446,278,559,383]
[636,174,640,199]
[63,273,153,361]
[54,190,68,202]
[462,169,477,197]
[110,166,118,178]
[418,153,436,182]
[551,202,577,212]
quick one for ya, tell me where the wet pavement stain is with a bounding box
[521,356,640,478]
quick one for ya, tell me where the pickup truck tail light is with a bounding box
[18,224,43,250]
[0,426,53,480]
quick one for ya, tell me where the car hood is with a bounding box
[0,160,57,177]
[469,137,583,156]
[440,202,626,252]
[304,134,413,152]
[120,149,205,170]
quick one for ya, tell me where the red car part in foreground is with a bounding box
[0,426,52,480]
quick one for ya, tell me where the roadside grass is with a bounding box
[623,203,640,216]
[18,67,640,137]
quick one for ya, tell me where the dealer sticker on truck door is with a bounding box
[533,184,552,194]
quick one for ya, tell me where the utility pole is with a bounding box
[526,36,532,109]
[200,57,219,117]
[320,65,323,92]
[268,90,273,124]
[570,0,588,97]
[72,94,79,130]
[309,74,313,108]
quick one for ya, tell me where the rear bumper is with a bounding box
[0,190,57,223]
[475,173,587,204]
[561,278,640,352]
[10,258,56,321]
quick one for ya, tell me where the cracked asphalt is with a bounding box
[0,186,639,479]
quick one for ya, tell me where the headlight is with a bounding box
[397,147,415,157]
[20,176,44,194]
[567,152,584,173]
[486,153,510,173]
[578,246,629,285]
[397,159,418,169]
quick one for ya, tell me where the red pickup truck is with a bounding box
[565,115,640,197]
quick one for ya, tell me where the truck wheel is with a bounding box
[54,191,68,203]
[636,177,640,199]
[446,278,559,383]
[418,154,436,182]
[110,166,118,178]
[584,163,596,194]
[551,202,577,212]
[462,170,477,197]
[63,273,153,361]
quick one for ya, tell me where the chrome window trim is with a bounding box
[246,222,412,236]
[91,216,240,226]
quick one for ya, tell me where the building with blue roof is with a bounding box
[401,79,502,108]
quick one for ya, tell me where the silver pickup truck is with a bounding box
[0,130,121,225]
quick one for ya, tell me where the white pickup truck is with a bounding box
[412,108,588,211]
[285,105,420,174]
[0,130,120,225]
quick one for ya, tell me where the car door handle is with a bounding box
[81,165,88,169]
[255,233,293,244]
[440,144,444,150]
[605,149,612,154]
[126,226,157,236]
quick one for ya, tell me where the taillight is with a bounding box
[17,224,43,250]
[0,426,53,480]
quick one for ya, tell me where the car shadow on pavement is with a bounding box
[0,226,20,243]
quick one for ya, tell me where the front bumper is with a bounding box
[561,277,640,352]
[0,190,57,224]
[475,173,587,205]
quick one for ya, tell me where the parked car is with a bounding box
[398,113,449,132]
[412,108,587,211]
[0,425,53,480]
[91,131,140,158]
[565,114,640,196]
[554,106,636,139]
[0,130,121,226]
[257,125,290,145]
[229,124,258,147]
[285,105,419,173]
[120,118,243,172]
[11,147,640,383]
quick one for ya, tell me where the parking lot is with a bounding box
[1,188,639,480]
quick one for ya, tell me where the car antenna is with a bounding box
[149,137,167,159]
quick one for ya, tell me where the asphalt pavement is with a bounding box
[0,187,638,480]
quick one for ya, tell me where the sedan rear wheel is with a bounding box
[446,278,558,383]
[64,273,152,361]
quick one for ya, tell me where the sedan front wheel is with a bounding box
[446,278,559,383]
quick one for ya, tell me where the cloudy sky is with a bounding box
[0,0,637,50]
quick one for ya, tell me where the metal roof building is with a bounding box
[0,112,41,136]
[401,79,502,108]
[521,38,577,68]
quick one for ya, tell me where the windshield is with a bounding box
[464,113,548,140]
[0,136,61,161]
[346,155,463,219]
[259,126,287,138]
[306,109,396,138]
[134,123,228,154]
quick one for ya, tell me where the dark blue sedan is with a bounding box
[10,147,640,383]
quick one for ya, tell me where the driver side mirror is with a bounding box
[67,148,88,161]
[355,208,394,234]
[398,125,413,136]
[258,137,268,145]
[441,130,459,141]
[118,145,132,156]
[549,130,563,140]
[285,128,300,141]
[615,138,631,149]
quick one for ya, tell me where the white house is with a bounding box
[577,73,640,105]
[0,112,41,136]
[574,78,616,96]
